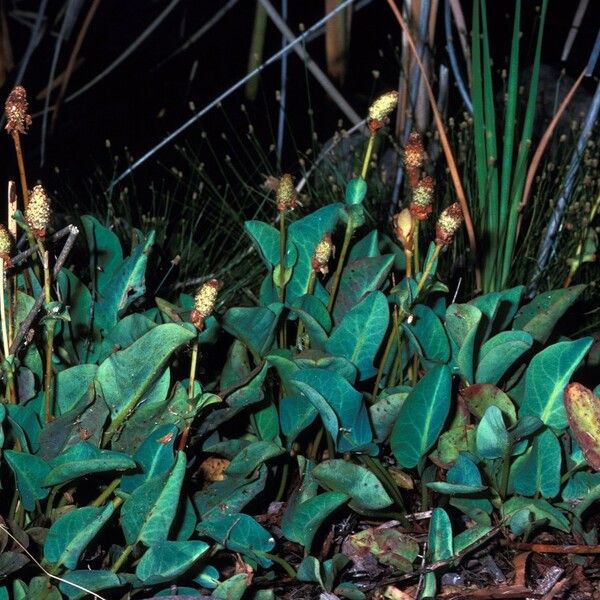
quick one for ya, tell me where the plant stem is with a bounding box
[275,461,289,502]
[91,479,121,507]
[360,455,408,523]
[413,220,420,274]
[11,132,30,211]
[255,551,297,578]
[295,271,315,350]
[415,244,441,296]
[278,211,287,348]
[111,543,135,573]
[0,259,15,404]
[178,339,199,452]
[360,134,376,179]
[40,248,55,424]
[372,318,399,399]
[404,249,413,279]
[327,214,353,313]
[499,447,511,500]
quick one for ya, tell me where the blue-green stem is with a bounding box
[327,214,353,313]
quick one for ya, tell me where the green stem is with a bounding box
[255,551,297,578]
[178,340,199,451]
[91,478,121,507]
[278,212,287,349]
[40,248,55,424]
[360,134,376,180]
[499,447,511,500]
[413,220,420,274]
[326,431,335,460]
[327,215,354,313]
[372,318,398,399]
[111,543,135,573]
[360,455,407,522]
[45,485,62,518]
[275,461,289,502]
[295,272,316,350]
[415,244,441,296]
[308,426,324,460]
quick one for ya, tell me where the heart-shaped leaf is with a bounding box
[476,406,509,460]
[391,365,452,469]
[475,330,533,385]
[519,338,592,429]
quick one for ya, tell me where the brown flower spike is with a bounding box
[276,174,297,212]
[0,224,13,266]
[191,279,221,331]
[5,86,32,135]
[312,233,334,275]
[367,91,399,134]
[410,176,434,221]
[25,185,51,238]
[404,131,425,188]
[435,202,464,247]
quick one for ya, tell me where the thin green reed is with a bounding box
[470,0,548,291]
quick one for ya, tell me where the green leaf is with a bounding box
[281,491,348,550]
[519,338,592,429]
[97,323,194,437]
[222,304,283,358]
[292,369,372,452]
[121,451,186,546]
[280,394,318,445]
[332,255,394,323]
[93,228,155,333]
[313,460,392,511]
[475,331,533,385]
[453,525,493,555]
[512,285,586,344]
[81,215,123,294]
[445,304,483,383]
[561,471,600,519]
[44,503,115,569]
[403,304,450,365]
[509,429,561,498]
[369,390,409,443]
[44,442,135,487]
[226,441,284,477]
[7,404,41,453]
[196,363,268,437]
[55,365,98,414]
[502,496,570,534]
[121,424,178,493]
[94,313,157,363]
[244,221,296,269]
[197,513,275,568]
[462,384,517,425]
[193,466,267,520]
[428,508,453,561]
[289,296,330,350]
[564,383,600,471]
[4,451,50,511]
[212,573,248,600]
[136,540,210,585]
[391,365,452,469]
[286,204,342,302]
[349,230,380,261]
[59,570,122,600]
[325,292,389,380]
[475,406,509,460]
[296,556,324,588]
[428,454,487,494]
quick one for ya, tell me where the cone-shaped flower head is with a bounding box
[435,202,464,247]
[191,279,221,331]
[276,174,297,212]
[26,185,51,238]
[0,224,14,265]
[404,131,425,188]
[367,91,399,133]
[392,208,413,251]
[410,176,434,221]
[5,86,32,135]
[311,233,334,275]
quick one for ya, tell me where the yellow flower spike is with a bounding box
[435,202,464,247]
[25,185,51,238]
[191,279,222,331]
[312,233,334,276]
[275,173,297,212]
[4,86,31,135]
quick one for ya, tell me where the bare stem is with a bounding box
[178,339,199,451]
[360,134,376,179]
[11,132,29,211]
[327,215,353,313]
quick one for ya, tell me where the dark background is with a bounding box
[0,0,598,203]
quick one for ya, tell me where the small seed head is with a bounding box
[276,173,297,212]
[26,185,51,237]
[367,91,399,132]
[192,279,221,331]
[311,233,333,275]
[392,208,414,251]
[5,86,32,135]
[410,176,434,221]
[435,202,464,246]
